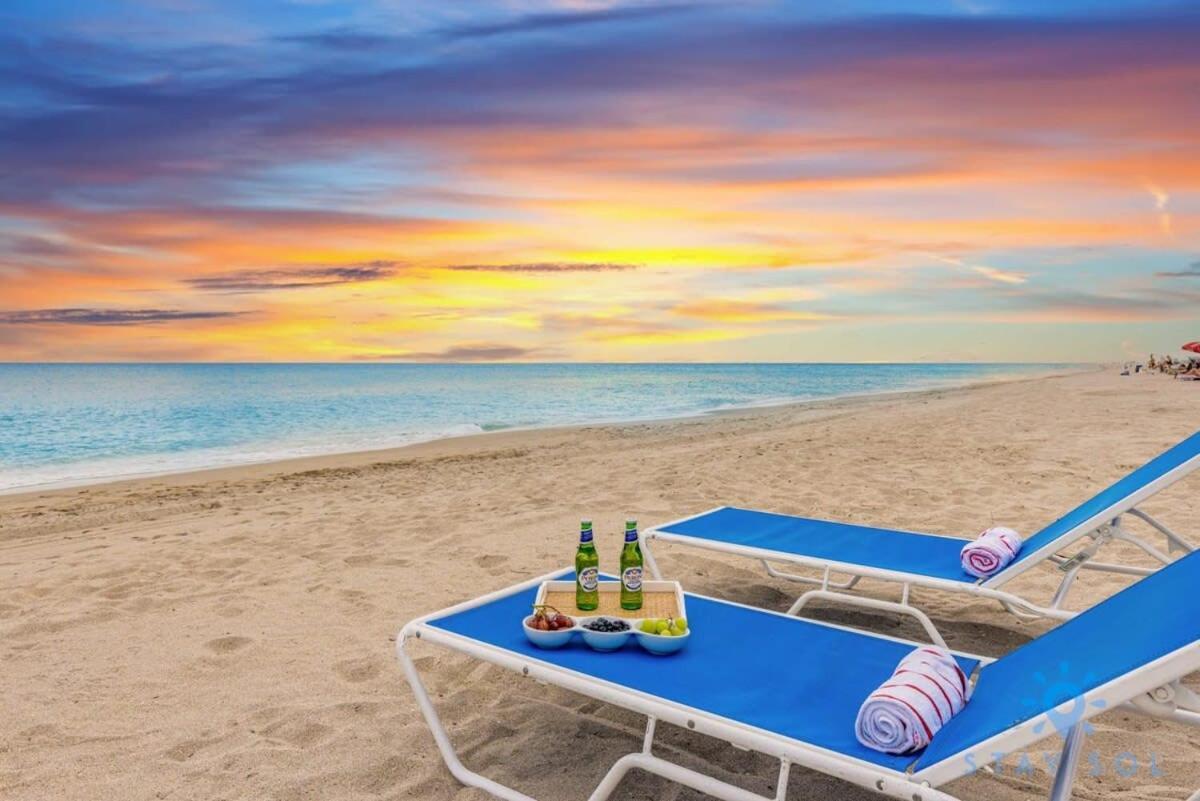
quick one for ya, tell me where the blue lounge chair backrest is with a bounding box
[992,429,1200,581]
[917,546,1200,769]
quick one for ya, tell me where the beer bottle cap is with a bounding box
[625,519,637,529]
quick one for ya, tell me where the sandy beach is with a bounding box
[2,368,1198,801]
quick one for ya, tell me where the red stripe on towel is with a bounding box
[881,681,945,726]
[951,663,968,697]
[874,693,934,742]
[913,651,968,700]
[894,669,956,712]
[968,552,997,569]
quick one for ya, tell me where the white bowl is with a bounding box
[579,618,633,651]
[522,615,575,649]
[635,628,690,655]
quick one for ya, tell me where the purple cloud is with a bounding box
[357,343,540,361]
[0,308,242,325]
[1156,261,1200,279]
[186,261,399,292]
[2,9,1197,210]
[440,4,699,40]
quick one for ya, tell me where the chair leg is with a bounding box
[1110,525,1174,566]
[1049,562,1085,610]
[1125,508,1195,555]
[787,587,949,649]
[1048,723,1087,801]
[1045,515,1169,613]
[998,599,1050,620]
[762,560,862,590]
[401,641,794,801]
[591,717,795,801]
[589,715,786,801]
[397,631,539,801]
[588,752,782,801]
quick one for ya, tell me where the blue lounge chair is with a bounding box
[397,557,1200,801]
[642,430,1200,644]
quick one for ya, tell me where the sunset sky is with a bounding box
[1,1,1197,362]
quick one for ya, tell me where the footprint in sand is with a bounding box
[338,589,375,612]
[164,735,222,762]
[204,635,253,654]
[258,718,334,748]
[18,723,61,742]
[474,554,509,569]
[333,657,382,683]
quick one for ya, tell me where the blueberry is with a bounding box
[585,617,629,633]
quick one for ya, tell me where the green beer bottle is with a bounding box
[619,519,643,610]
[575,520,599,611]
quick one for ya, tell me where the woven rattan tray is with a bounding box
[534,580,685,620]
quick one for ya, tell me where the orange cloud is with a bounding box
[672,300,837,324]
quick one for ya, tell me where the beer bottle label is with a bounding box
[580,530,593,543]
[578,567,599,592]
[621,566,643,592]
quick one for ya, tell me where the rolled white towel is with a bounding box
[855,646,971,755]
[960,526,1023,579]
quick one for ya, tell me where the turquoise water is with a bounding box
[0,363,1074,492]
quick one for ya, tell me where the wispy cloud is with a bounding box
[275,29,409,51]
[965,282,1200,323]
[439,4,699,40]
[0,308,242,325]
[970,264,1029,285]
[934,256,1028,285]
[1156,260,1200,279]
[1145,183,1172,234]
[186,261,399,292]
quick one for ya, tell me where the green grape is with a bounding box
[667,626,681,637]
[655,621,669,634]
[640,620,657,634]
[674,617,687,632]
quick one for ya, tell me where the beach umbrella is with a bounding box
[1184,342,1200,355]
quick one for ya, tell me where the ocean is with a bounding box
[0,363,1074,493]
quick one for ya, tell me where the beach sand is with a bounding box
[2,368,1198,801]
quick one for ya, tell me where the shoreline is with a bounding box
[1,364,1094,501]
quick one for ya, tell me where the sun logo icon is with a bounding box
[1022,661,1107,737]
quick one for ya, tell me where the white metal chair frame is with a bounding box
[397,568,1200,801]
[641,503,1194,646]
